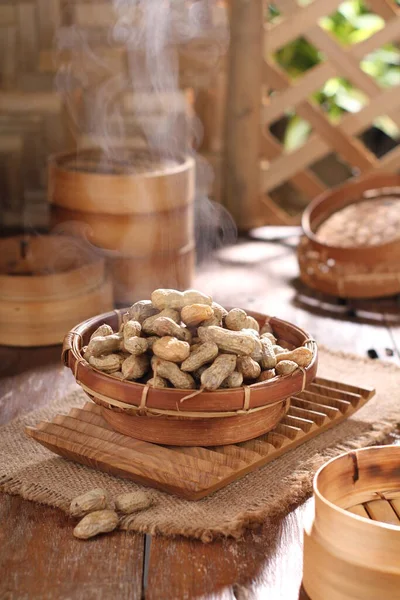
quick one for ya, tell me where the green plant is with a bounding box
[269,1,400,150]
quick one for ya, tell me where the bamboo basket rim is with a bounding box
[302,173,400,257]
[48,148,196,181]
[62,308,318,416]
[313,445,400,533]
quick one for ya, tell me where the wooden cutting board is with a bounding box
[26,376,374,500]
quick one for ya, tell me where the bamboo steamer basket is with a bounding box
[51,204,193,255]
[48,148,195,215]
[62,308,318,446]
[0,235,113,347]
[48,148,195,303]
[303,445,400,600]
[299,173,400,299]
[109,245,195,305]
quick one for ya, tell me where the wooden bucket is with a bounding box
[303,445,400,600]
[62,308,318,446]
[0,235,113,347]
[48,148,195,303]
[299,173,400,298]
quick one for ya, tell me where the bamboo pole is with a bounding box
[223,0,263,231]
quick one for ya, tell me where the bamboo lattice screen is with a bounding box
[259,0,400,225]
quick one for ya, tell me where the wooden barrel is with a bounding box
[49,148,195,303]
[0,235,113,347]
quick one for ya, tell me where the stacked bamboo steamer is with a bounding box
[0,235,113,346]
[49,148,195,304]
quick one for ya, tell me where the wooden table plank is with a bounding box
[0,494,144,600]
[146,502,313,600]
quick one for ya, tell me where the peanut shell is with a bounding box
[115,491,152,514]
[70,488,110,517]
[275,360,298,376]
[125,300,158,324]
[198,326,256,356]
[73,510,119,540]
[90,324,113,341]
[123,336,148,356]
[122,354,150,380]
[181,341,219,372]
[201,354,236,390]
[224,308,247,331]
[89,354,122,373]
[237,356,261,380]
[275,347,313,368]
[181,304,214,327]
[221,371,243,388]
[142,309,180,334]
[152,357,195,389]
[152,336,190,363]
[152,317,191,342]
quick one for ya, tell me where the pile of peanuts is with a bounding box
[82,289,314,391]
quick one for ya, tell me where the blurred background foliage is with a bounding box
[268,0,400,151]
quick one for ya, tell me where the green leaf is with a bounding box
[335,88,365,112]
[351,13,384,31]
[284,116,311,151]
[338,1,359,23]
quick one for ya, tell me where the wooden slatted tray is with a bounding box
[25,377,374,500]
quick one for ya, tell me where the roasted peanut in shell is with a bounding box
[181,341,219,372]
[198,326,256,356]
[152,336,190,363]
[200,354,237,391]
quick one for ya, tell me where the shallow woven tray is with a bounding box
[26,376,374,500]
[299,173,400,299]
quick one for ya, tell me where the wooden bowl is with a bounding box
[299,173,400,298]
[303,445,400,600]
[0,235,113,347]
[62,309,317,446]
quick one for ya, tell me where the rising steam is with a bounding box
[54,0,236,261]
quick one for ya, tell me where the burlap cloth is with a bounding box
[1,347,399,542]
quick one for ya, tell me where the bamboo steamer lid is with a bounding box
[303,445,400,600]
[0,235,113,347]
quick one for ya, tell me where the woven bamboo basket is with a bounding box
[49,148,195,303]
[298,174,400,299]
[303,445,400,600]
[0,235,113,347]
[62,308,317,446]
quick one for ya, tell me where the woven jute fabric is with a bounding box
[1,348,400,542]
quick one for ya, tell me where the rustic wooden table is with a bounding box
[1,238,399,600]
